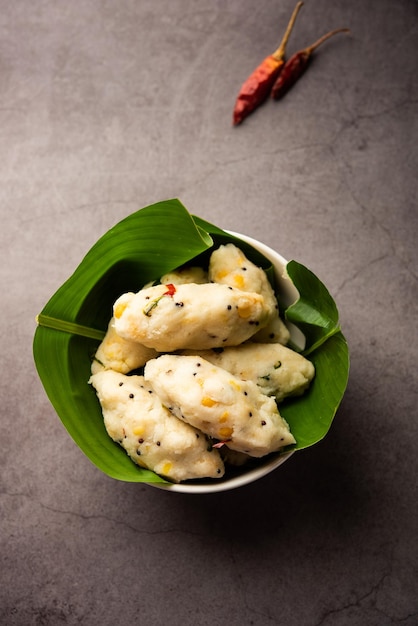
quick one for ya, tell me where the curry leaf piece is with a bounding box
[279,330,349,449]
[33,199,215,483]
[284,260,340,354]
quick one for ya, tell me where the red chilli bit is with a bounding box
[232,1,304,126]
[271,27,350,100]
[164,283,176,297]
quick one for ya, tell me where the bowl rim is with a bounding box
[148,450,295,494]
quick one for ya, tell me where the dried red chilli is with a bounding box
[271,27,350,100]
[233,1,304,126]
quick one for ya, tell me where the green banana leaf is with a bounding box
[33,199,349,484]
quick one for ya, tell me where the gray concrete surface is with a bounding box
[1,0,417,624]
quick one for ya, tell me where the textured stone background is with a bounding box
[1,1,417,624]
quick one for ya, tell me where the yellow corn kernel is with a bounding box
[229,379,241,392]
[219,411,229,423]
[237,302,254,318]
[161,462,172,475]
[133,427,145,436]
[215,270,228,280]
[114,302,128,319]
[218,427,233,439]
[202,396,217,407]
[233,273,245,289]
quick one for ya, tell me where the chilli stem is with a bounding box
[272,1,304,61]
[305,27,350,55]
